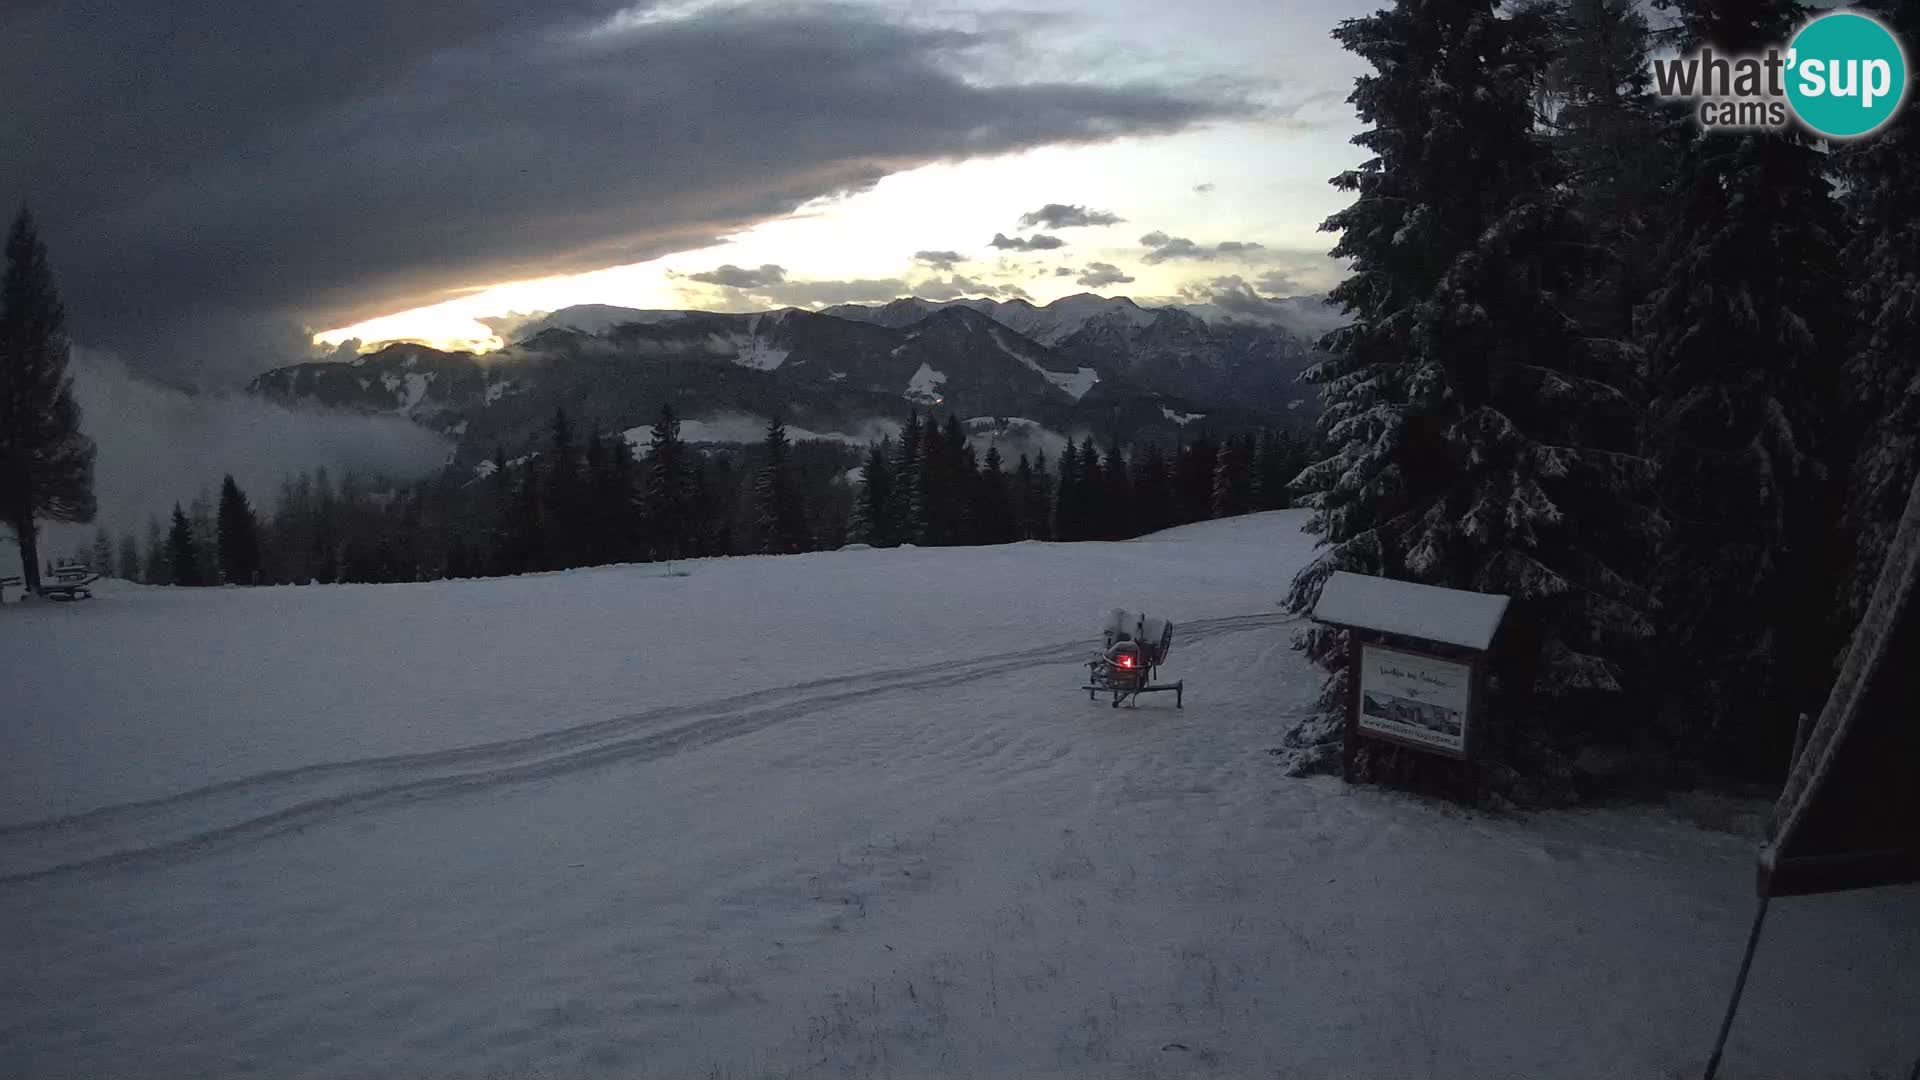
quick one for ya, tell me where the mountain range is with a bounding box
[249,293,1343,467]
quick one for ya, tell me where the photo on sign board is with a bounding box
[1361,691,1464,738]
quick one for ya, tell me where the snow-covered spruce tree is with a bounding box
[1547,0,1673,355]
[1833,0,1920,636]
[1282,0,1659,798]
[1637,0,1848,778]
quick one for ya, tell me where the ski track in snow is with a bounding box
[0,613,1292,884]
[1,514,1915,1080]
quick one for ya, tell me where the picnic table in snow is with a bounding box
[17,564,102,602]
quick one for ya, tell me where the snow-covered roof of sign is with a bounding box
[1310,571,1510,651]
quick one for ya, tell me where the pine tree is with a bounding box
[0,208,96,593]
[978,444,1012,544]
[1211,434,1253,519]
[1252,430,1293,511]
[1283,0,1661,790]
[143,514,168,584]
[754,416,808,554]
[851,440,894,546]
[1074,436,1102,541]
[312,467,339,584]
[545,408,584,569]
[1550,0,1671,353]
[217,474,262,585]
[1012,453,1036,540]
[888,412,922,545]
[1638,0,1849,775]
[515,459,544,573]
[1053,440,1080,541]
[606,432,641,562]
[116,530,139,581]
[1102,440,1132,539]
[910,416,950,545]
[1174,434,1218,524]
[89,525,112,574]
[1030,449,1053,541]
[189,486,219,586]
[1834,0,1920,636]
[646,404,698,561]
[166,503,200,586]
[1131,442,1172,534]
[946,417,973,545]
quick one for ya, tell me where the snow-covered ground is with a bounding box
[1,512,1915,1079]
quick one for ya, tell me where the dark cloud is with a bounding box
[3,2,1246,385]
[988,232,1066,252]
[1016,203,1123,229]
[1074,262,1135,288]
[1140,231,1265,264]
[742,277,911,308]
[1177,274,1348,339]
[686,263,788,289]
[1193,182,1215,194]
[913,275,1029,301]
[913,250,966,271]
[1253,268,1305,295]
[1054,267,1076,277]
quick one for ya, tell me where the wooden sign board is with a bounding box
[1312,571,1509,768]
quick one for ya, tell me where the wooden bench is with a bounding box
[0,574,19,604]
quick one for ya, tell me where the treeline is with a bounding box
[68,407,1318,586]
[1281,0,1920,796]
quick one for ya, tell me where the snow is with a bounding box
[623,414,900,454]
[0,512,1915,1079]
[1311,569,1510,650]
[904,363,947,404]
[381,371,432,414]
[986,326,1100,401]
[482,378,516,405]
[730,331,790,372]
[1161,406,1206,425]
[508,304,688,341]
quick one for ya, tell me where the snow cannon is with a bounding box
[1084,609,1182,709]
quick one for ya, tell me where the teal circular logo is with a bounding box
[1786,12,1909,139]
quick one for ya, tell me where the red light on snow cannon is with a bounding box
[1117,655,1134,668]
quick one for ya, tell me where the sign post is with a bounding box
[1310,571,1509,795]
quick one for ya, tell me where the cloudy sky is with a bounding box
[4,0,1370,385]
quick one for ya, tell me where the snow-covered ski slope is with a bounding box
[1,511,1915,1079]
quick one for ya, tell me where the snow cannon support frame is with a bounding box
[1083,611,1182,709]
